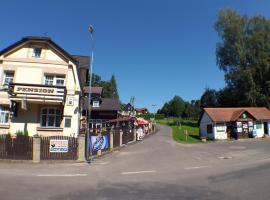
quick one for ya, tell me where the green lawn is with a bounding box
[157,118,201,144]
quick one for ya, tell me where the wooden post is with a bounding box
[185,130,188,142]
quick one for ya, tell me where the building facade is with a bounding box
[82,86,121,130]
[0,36,87,137]
[199,107,270,140]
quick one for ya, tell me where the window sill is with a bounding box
[0,124,10,129]
[37,127,63,131]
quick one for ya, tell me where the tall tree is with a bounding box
[200,88,219,108]
[215,9,270,107]
[109,75,119,99]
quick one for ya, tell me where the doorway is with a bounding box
[263,122,268,136]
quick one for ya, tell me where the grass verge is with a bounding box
[157,119,201,144]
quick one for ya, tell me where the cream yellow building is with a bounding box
[0,36,88,137]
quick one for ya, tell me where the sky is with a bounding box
[1,0,270,112]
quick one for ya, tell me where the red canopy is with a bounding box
[136,118,149,125]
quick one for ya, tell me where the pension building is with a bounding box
[0,36,88,137]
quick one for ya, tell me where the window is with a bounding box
[207,124,213,134]
[256,122,262,129]
[44,75,54,86]
[2,71,14,87]
[55,76,65,86]
[64,117,71,128]
[0,106,9,124]
[41,108,61,127]
[44,75,65,86]
[92,101,99,108]
[32,48,42,58]
[216,123,226,132]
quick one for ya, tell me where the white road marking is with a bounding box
[122,170,156,175]
[37,174,88,177]
[184,166,211,170]
[90,161,109,165]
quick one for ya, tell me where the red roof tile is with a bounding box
[204,107,270,122]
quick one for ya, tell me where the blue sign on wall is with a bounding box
[90,134,109,151]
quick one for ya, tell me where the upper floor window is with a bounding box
[32,47,42,58]
[44,75,65,86]
[0,106,9,124]
[2,71,14,87]
[92,101,100,108]
[40,107,61,128]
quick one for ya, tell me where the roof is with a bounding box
[91,98,121,111]
[72,55,90,69]
[202,107,270,122]
[84,86,103,94]
[0,36,77,64]
[73,55,90,89]
[136,108,148,112]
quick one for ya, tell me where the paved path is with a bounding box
[1,125,270,199]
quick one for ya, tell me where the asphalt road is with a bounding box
[1,125,270,200]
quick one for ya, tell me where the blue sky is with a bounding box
[1,0,270,112]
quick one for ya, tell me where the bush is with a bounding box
[137,113,165,120]
[15,130,29,136]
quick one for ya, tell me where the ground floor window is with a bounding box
[207,124,213,134]
[41,108,61,127]
[0,106,9,124]
[216,123,226,132]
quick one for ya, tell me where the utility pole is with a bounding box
[86,24,95,163]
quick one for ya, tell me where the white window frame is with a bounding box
[2,71,14,87]
[32,47,42,58]
[216,123,226,132]
[92,101,100,108]
[44,75,65,86]
[40,107,62,128]
[0,106,9,124]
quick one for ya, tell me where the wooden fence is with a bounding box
[0,135,33,160]
[40,136,78,160]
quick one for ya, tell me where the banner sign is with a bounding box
[49,140,68,153]
[90,134,109,151]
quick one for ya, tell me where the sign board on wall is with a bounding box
[90,135,109,151]
[14,85,57,95]
[49,140,68,153]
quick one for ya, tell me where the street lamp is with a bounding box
[86,24,95,163]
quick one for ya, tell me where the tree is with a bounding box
[200,88,219,108]
[215,9,270,107]
[109,75,119,99]
[91,73,102,86]
[88,73,120,100]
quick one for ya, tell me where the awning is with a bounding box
[136,118,149,125]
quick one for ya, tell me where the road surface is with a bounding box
[0,125,270,200]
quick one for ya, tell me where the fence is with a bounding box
[122,128,134,144]
[113,128,120,147]
[0,135,33,160]
[40,136,78,160]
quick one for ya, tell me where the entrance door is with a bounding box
[263,122,268,136]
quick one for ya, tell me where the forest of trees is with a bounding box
[158,9,270,119]
[88,73,119,99]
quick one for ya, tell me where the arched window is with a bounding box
[41,108,61,127]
